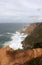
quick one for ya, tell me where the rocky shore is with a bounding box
[22,23,42,49]
[21,22,42,65]
[0,22,42,65]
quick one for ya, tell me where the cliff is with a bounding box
[0,46,42,65]
[21,22,42,65]
[20,23,38,35]
[22,23,42,49]
[0,23,42,65]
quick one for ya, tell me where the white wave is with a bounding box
[6,32,14,35]
[4,31,27,50]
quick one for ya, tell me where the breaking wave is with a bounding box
[4,31,27,50]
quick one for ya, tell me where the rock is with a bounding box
[0,46,42,65]
[22,22,42,65]
[22,23,42,49]
[20,23,38,35]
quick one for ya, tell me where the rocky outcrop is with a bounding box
[0,23,42,65]
[21,23,42,65]
[20,23,38,35]
[0,46,42,65]
[22,23,42,49]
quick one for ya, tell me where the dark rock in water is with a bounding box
[22,22,42,65]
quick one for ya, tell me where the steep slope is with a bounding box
[22,23,42,65]
[22,23,42,49]
[20,23,39,35]
[0,46,42,65]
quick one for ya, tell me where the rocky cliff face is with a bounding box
[22,22,42,65]
[0,23,42,65]
[0,46,42,65]
[22,23,42,49]
[20,23,39,35]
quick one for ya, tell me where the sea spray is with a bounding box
[4,31,27,50]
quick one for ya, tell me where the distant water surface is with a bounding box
[0,23,29,49]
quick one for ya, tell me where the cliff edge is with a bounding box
[22,23,42,49]
[21,22,42,65]
[0,46,42,65]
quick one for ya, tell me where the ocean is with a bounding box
[0,23,28,50]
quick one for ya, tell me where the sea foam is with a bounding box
[4,31,27,50]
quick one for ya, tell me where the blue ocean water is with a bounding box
[0,23,28,49]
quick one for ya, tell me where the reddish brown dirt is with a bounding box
[0,46,42,65]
